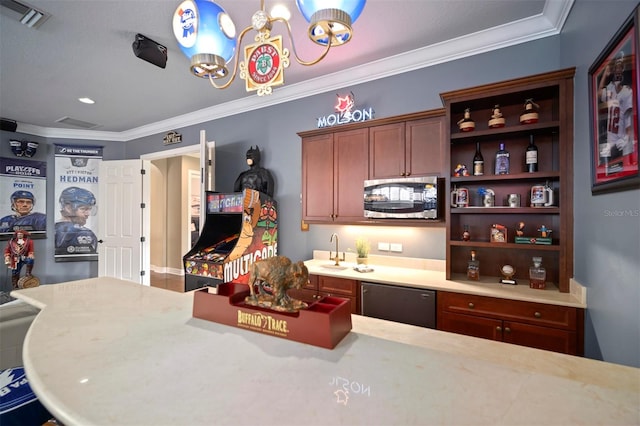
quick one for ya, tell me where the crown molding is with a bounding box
[16,0,573,142]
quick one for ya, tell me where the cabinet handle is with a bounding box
[468,302,475,309]
[496,326,502,332]
[400,172,406,176]
[504,327,511,334]
[534,311,542,318]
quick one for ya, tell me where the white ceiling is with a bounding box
[0,0,574,141]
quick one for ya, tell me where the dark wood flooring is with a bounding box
[149,271,184,292]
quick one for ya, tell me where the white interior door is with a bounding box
[98,159,150,285]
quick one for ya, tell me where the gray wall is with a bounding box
[559,0,640,367]
[2,0,638,367]
[0,136,125,286]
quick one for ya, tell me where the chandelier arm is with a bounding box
[207,25,255,90]
[272,17,332,66]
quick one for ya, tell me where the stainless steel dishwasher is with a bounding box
[361,282,436,329]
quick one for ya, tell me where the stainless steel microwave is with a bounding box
[364,176,440,219]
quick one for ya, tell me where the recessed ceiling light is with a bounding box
[78,97,95,104]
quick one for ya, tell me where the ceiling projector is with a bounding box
[132,33,167,69]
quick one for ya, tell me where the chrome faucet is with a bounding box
[330,233,341,266]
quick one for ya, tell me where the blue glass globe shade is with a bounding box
[173,0,237,64]
[296,0,366,45]
[296,0,366,24]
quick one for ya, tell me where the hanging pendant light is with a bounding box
[296,0,366,46]
[173,0,367,95]
[173,0,237,79]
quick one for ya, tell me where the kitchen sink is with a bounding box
[320,264,349,270]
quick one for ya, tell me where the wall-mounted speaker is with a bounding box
[132,33,167,69]
[1,118,17,132]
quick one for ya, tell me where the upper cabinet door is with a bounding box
[302,133,334,222]
[369,122,406,179]
[406,116,445,177]
[334,128,369,222]
[369,114,445,179]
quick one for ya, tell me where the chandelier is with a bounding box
[172,0,366,96]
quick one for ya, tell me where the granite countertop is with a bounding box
[11,278,637,425]
[305,251,586,308]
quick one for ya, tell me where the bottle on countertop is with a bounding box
[473,141,484,176]
[529,256,546,289]
[494,142,510,175]
[467,250,479,281]
[526,134,538,173]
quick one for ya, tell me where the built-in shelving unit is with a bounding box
[440,68,575,292]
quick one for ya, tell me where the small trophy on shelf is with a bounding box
[519,98,539,124]
[499,264,517,285]
[488,104,506,128]
[457,108,475,132]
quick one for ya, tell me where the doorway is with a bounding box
[141,145,200,290]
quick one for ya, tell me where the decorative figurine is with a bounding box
[520,98,540,124]
[488,104,506,128]
[4,230,39,289]
[538,225,552,238]
[453,164,470,177]
[457,108,475,132]
[490,223,507,243]
[244,255,309,312]
[234,146,275,197]
[462,224,470,241]
[516,221,526,237]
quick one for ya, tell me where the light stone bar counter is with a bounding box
[306,251,587,308]
[13,277,638,425]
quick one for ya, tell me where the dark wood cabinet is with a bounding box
[437,291,583,355]
[440,68,575,292]
[301,128,368,223]
[288,274,359,314]
[299,109,445,226]
[369,115,445,179]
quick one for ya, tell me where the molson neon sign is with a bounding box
[317,93,374,128]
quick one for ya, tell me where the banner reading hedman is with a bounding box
[54,145,102,262]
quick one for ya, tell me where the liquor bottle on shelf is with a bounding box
[529,257,546,289]
[526,134,538,172]
[473,142,484,176]
[457,108,475,132]
[488,105,506,128]
[467,250,479,281]
[519,98,540,124]
[494,142,510,175]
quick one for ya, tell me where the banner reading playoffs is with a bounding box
[54,145,102,261]
[0,157,47,240]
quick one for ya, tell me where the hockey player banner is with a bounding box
[54,145,102,262]
[0,157,47,240]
